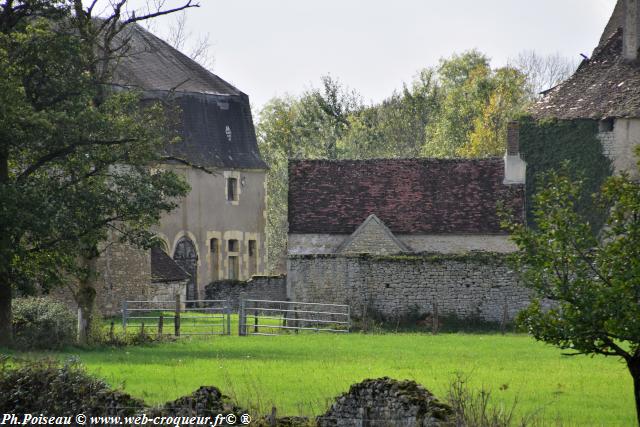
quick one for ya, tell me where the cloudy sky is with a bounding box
[137,0,617,109]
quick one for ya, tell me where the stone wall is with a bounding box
[318,377,451,427]
[205,275,287,310]
[49,241,153,318]
[602,118,640,179]
[287,253,530,322]
[149,280,188,305]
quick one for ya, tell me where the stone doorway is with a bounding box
[174,237,198,302]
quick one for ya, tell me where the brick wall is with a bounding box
[287,253,531,322]
[205,275,287,310]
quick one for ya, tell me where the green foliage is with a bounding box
[503,164,640,420]
[0,3,190,344]
[518,116,612,231]
[423,50,528,158]
[338,69,439,159]
[11,297,76,350]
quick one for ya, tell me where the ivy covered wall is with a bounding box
[519,116,612,231]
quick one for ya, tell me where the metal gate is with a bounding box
[122,298,231,336]
[238,299,350,336]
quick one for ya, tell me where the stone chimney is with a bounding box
[503,121,526,185]
[624,0,640,61]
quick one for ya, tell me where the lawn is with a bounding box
[27,332,631,426]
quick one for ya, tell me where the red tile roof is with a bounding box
[288,159,524,234]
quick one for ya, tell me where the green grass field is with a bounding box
[27,332,631,426]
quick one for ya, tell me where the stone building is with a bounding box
[60,24,270,316]
[106,24,269,304]
[530,0,640,178]
[286,154,531,322]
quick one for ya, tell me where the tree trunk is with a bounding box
[627,357,640,426]
[0,274,12,347]
[75,254,98,346]
[0,149,12,346]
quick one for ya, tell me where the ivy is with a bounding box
[519,116,612,232]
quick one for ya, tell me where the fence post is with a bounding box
[158,313,164,337]
[254,308,259,334]
[109,321,115,341]
[238,293,247,336]
[226,301,231,336]
[175,293,181,337]
[501,297,508,335]
[122,301,128,334]
[432,300,439,335]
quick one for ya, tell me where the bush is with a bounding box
[0,357,143,417]
[12,297,76,350]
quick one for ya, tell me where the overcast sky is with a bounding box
[140,0,617,110]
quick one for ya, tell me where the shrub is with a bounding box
[0,357,143,416]
[12,297,76,350]
[447,373,540,427]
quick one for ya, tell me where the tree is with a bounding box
[339,69,439,159]
[511,50,579,100]
[422,50,491,157]
[457,67,527,158]
[257,78,363,272]
[0,0,196,346]
[144,7,214,71]
[422,50,529,158]
[503,164,640,424]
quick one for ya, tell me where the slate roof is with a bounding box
[530,1,640,120]
[151,246,190,283]
[112,24,240,95]
[288,159,524,235]
[111,24,267,169]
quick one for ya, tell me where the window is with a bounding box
[599,118,614,132]
[248,240,257,276]
[227,177,238,201]
[210,238,219,280]
[228,256,239,280]
[228,239,238,252]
